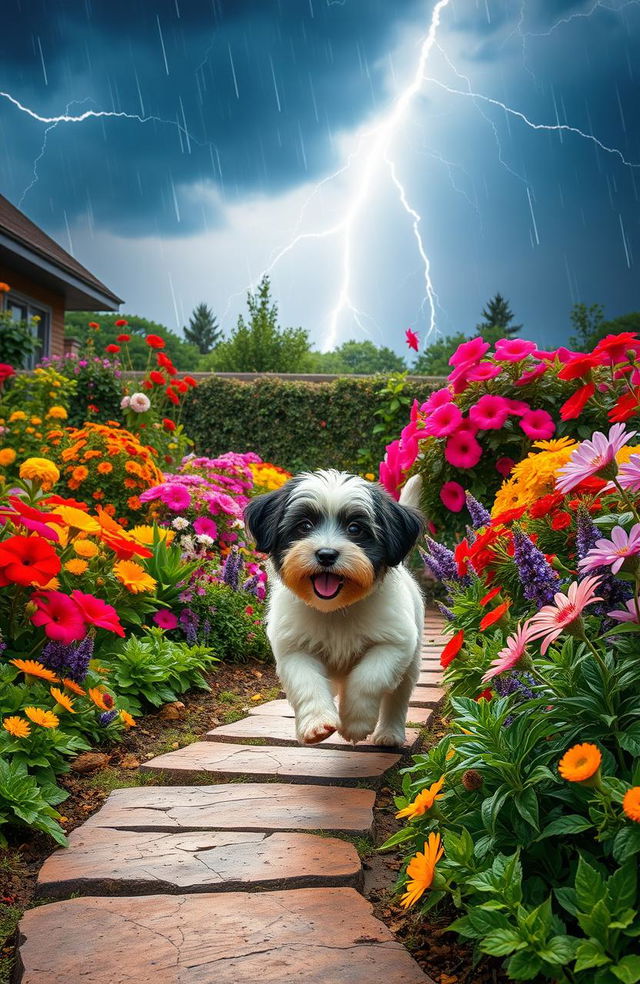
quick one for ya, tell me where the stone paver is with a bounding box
[82,783,376,836]
[248,698,429,723]
[206,716,421,752]
[409,685,445,708]
[37,828,363,898]
[140,741,400,786]
[418,670,443,685]
[15,888,433,983]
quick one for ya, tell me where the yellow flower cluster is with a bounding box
[249,461,292,493]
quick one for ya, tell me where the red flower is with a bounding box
[527,493,563,519]
[149,370,166,385]
[0,535,61,587]
[0,363,15,383]
[116,333,130,343]
[405,328,420,352]
[115,319,128,327]
[609,388,640,423]
[496,456,515,478]
[157,352,177,375]
[162,418,176,431]
[146,334,166,349]
[70,591,125,637]
[175,380,189,394]
[559,382,596,421]
[551,511,571,530]
[479,600,510,631]
[43,495,89,511]
[105,344,120,354]
[3,498,65,541]
[166,387,180,406]
[491,506,527,525]
[142,380,153,390]
[440,630,464,667]
[558,354,598,380]
[87,404,99,413]
[88,322,100,329]
[31,591,86,644]
[593,332,640,365]
[183,375,198,387]
[475,688,493,702]
[480,586,502,607]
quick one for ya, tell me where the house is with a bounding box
[0,194,122,366]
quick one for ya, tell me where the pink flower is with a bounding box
[520,409,555,440]
[445,432,483,469]
[449,337,490,367]
[160,485,192,512]
[494,338,538,362]
[70,591,125,637]
[496,456,515,477]
[457,417,479,435]
[424,402,463,437]
[207,492,241,516]
[153,610,179,629]
[466,363,502,382]
[616,453,640,492]
[515,362,547,386]
[608,598,640,623]
[448,363,473,394]
[420,387,452,414]
[579,524,640,575]
[31,591,87,644]
[482,621,534,682]
[469,395,511,431]
[505,399,530,417]
[556,423,636,494]
[439,481,466,512]
[405,328,419,351]
[527,576,603,654]
[194,516,218,538]
[379,440,404,500]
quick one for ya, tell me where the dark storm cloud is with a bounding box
[0,0,427,234]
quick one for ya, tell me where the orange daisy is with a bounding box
[113,559,157,594]
[400,833,444,909]
[558,743,602,783]
[396,777,445,820]
[50,687,76,713]
[73,539,99,559]
[64,558,88,575]
[622,787,640,823]
[62,678,87,696]
[97,462,113,474]
[10,658,59,683]
[120,710,137,729]
[24,706,60,729]
[71,466,89,482]
[3,716,31,738]
[88,687,115,711]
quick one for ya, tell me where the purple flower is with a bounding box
[179,608,199,644]
[41,636,94,682]
[436,601,455,622]
[222,549,244,590]
[99,710,118,726]
[465,492,491,530]
[512,528,560,608]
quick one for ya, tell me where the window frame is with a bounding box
[2,289,52,368]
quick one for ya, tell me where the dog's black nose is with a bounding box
[315,548,339,566]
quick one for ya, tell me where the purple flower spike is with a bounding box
[512,528,560,608]
[465,492,491,529]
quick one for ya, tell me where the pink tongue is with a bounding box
[314,572,342,597]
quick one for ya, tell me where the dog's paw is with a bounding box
[297,712,340,745]
[371,726,406,748]
[338,715,379,745]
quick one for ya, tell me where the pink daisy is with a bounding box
[469,395,511,431]
[608,598,640,623]
[515,362,547,386]
[445,432,483,469]
[556,423,636,494]
[494,338,538,362]
[466,363,502,382]
[449,337,490,367]
[616,453,640,492]
[482,621,534,683]
[527,576,603,654]
[424,402,463,437]
[519,409,555,440]
[439,481,466,512]
[420,387,452,414]
[579,524,640,575]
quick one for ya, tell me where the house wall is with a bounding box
[0,265,65,358]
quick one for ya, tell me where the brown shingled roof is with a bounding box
[0,194,122,305]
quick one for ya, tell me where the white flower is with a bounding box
[196,534,214,547]
[171,517,189,530]
[120,395,131,410]
[179,534,195,552]
[129,392,151,413]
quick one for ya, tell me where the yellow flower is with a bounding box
[9,410,26,422]
[19,457,60,488]
[50,687,76,713]
[533,437,578,453]
[120,710,137,729]
[0,448,16,466]
[53,505,100,534]
[129,525,174,546]
[114,559,157,594]
[30,416,42,425]
[396,777,445,820]
[47,405,68,420]
[616,444,640,466]
[64,558,88,575]
[73,539,99,559]
[399,833,444,909]
[3,716,31,738]
[24,706,60,729]
[10,658,59,683]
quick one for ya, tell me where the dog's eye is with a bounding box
[297,520,314,534]
[347,522,362,536]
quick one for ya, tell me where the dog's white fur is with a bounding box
[250,471,424,747]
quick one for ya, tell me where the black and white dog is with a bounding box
[244,470,424,747]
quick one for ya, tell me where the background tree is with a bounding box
[476,293,522,340]
[411,332,467,376]
[64,312,200,370]
[200,275,312,372]
[309,340,407,374]
[183,302,221,354]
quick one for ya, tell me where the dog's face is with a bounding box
[244,469,423,611]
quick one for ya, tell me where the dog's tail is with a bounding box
[398,474,422,512]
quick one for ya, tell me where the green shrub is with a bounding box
[186,582,272,664]
[182,374,439,473]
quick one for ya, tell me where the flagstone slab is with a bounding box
[205,715,421,752]
[409,686,445,707]
[37,828,363,898]
[140,742,401,786]
[248,699,430,724]
[83,784,376,836]
[418,671,443,685]
[406,706,434,726]
[15,888,433,984]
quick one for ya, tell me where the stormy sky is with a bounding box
[1,0,639,354]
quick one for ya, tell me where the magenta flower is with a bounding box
[466,363,502,382]
[379,440,404,499]
[579,524,640,575]
[207,492,242,516]
[616,453,640,492]
[496,456,515,477]
[482,621,534,683]
[520,409,555,440]
[556,423,636,494]
[608,598,640,623]
[194,516,218,538]
[494,338,538,362]
[153,610,179,630]
[405,328,420,352]
[449,337,490,367]
[424,402,463,437]
[505,399,530,417]
[527,576,603,654]
[469,395,511,431]
[439,481,466,512]
[445,432,483,469]
[160,485,192,512]
[515,362,547,386]
[420,387,452,414]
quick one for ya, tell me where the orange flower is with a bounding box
[88,687,114,711]
[622,787,640,823]
[0,282,10,292]
[62,678,86,695]
[3,716,30,738]
[10,658,59,683]
[396,777,445,820]
[93,491,104,500]
[127,496,142,510]
[74,539,99,559]
[64,558,88,575]
[479,600,511,631]
[53,505,100,534]
[72,466,89,482]
[120,709,137,729]
[50,687,76,713]
[124,478,137,489]
[83,450,102,461]
[558,743,602,783]
[24,706,59,728]
[114,559,157,593]
[97,462,113,474]
[400,833,444,909]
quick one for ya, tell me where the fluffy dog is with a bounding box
[244,470,424,747]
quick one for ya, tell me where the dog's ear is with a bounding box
[374,490,424,567]
[243,484,290,554]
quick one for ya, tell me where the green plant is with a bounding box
[358,371,411,472]
[0,758,68,847]
[187,581,271,664]
[0,310,41,368]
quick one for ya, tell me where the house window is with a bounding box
[4,293,50,369]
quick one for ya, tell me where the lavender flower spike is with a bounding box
[436,601,455,622]
[421,538,458,582]
[512,527,561,608]
[465,492,491,530]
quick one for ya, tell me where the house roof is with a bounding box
[0,195,123,311]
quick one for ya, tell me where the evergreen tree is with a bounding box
[183,302,221,354]
[476,293,522,339]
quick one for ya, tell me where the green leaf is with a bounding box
[480,928,526,957]
[506,949,542,980]
[607,861,637,914]
[574,939,611,973]
[611,956,640,984]
[555,886,579,917]
[575,856,606,910]
[539,815,593,839]
[614,826,640,864]
[514,787,540,831]
[537,935,577,964]
[467,907,510,935]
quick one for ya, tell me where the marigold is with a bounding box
[558,743,602,783]
[10,658,59,682]
[3,716,30,738]
[396,777,445,820]
[9,410,26,421]
[120,709,137,728]
[622,787,640,823]
[114,559,157,593]
[47,405,68,419]
[127,496,142,510]
[97,462,113,474]
[73,539,99,559]
[62,678,86,695]
[71,466,89,482]
[50,687,76,713]
[400,833,444,909]
[24,706,60,728]
[64,558,89,575]
[0,448,16,466]
[19,457,60,487]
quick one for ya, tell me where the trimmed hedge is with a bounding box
[182,374,440,473]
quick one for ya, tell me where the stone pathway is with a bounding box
[16,613,445,983]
